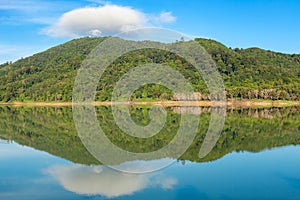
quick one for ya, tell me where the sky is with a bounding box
[1,0,300,64]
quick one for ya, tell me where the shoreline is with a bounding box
[0,100,299,107]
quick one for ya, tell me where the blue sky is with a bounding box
[1,0,300,63]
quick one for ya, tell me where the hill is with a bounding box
[0,37,299,102]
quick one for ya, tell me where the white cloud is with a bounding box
[88,29,102,36]
[154,12,177,24]
[46,164,177,198]
[44,5,146,37]
[44,5,176,38]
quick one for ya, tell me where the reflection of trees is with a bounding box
[172,106,298,119]
[0,106,299,165]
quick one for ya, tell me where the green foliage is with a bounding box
[0,106,299,165]
[0,37,299,102]
[0,37,106,102]
[197,38,300,100]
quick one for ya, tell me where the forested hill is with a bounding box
[0,37,299,102]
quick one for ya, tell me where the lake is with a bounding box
[0,106,300,199]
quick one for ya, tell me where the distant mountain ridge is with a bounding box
[0,37,299,102]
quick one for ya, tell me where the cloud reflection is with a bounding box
[46,164,177,198]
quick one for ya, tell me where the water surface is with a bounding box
[0,106,299,199]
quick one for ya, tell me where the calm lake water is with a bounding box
[0,106,300,200]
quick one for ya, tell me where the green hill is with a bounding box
[0,37,299,102]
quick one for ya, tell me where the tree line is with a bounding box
[0,37,299,102]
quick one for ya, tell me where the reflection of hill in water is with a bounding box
[0,106,299,165]
[172,106,298,119]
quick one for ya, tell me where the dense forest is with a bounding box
[0,37,299,102]
[0,106,299,165]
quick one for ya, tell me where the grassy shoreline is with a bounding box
[0,100,299,107]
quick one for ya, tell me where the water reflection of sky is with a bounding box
[46,164,177,198]
[1,140,300,199]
